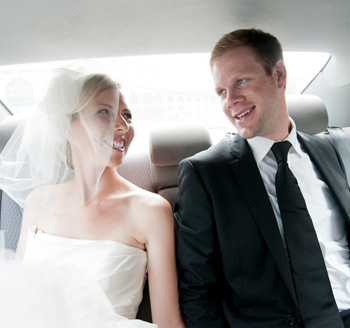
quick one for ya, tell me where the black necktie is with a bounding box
[271,141,344,327]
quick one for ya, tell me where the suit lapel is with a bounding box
[298,133,350,221]
[228,135,298,306]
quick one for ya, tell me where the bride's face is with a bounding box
[70,88,134,168]
[108,91,135,167]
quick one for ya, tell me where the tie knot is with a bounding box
[271,141,291,163]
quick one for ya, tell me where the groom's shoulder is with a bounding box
[185,135,237,165]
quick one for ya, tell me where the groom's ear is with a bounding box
[275,60,287,90]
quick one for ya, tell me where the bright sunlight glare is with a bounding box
[0,52,330,132]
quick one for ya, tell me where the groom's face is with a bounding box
[212,46,288,141]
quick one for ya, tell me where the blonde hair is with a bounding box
[67,74,121,168]
[72,73,120,115]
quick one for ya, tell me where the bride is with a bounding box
[0,68,185,328]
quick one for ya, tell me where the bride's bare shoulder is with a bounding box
[126,181,171,212]
[24,184,57,207]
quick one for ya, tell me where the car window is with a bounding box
[0,52,329,132]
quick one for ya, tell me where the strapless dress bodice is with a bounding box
[23,226,148,320]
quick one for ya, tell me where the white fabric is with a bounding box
[248,118,350,311]
[0,226,156,328]
[0,67,116,212]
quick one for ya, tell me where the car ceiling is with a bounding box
[0,0,349,67]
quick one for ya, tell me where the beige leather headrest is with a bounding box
[149,124,212,207]
[287,94,328,135]
[149,124,212,167]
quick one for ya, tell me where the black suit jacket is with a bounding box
[174,132,350,328]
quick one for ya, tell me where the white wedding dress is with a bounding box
[0,226,157,328]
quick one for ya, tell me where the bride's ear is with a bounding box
[66,143,74,169]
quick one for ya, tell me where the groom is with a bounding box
[174,28,350,327]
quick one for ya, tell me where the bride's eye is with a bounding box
[123,112,132,122]
[98,109,111,115]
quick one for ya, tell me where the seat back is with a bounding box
[0,94,337,250]
[1,94,348,323]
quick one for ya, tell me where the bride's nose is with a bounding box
[114,114,129,133]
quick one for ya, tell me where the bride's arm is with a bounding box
[142,196,185,328]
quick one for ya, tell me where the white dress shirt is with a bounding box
[247,119,350,311]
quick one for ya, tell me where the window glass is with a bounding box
[0,52,330,132]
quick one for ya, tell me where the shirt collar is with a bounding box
[247,117,303,165]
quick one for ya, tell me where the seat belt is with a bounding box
[327,126,350,187]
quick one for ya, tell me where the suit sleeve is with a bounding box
[174,158,229,328]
